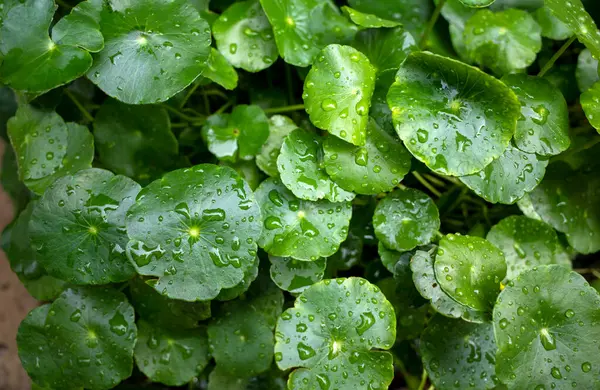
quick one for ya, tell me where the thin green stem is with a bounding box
[420,0,447,49]
[215,100,233,115]
[427,385,436,390]
[424,173,447,188]
[161,104,205,122]
[554,136,600,161]
[435,231,444,239]
[538,36,576,77]
[417,369,429,390]
[593,270,600,279]
[55,0,73,9]
[202,89,211,114]
[64,89,94,122]
[264,104,305,115]
[413,171,442,197]
[179,82,201,108]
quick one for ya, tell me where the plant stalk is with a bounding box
[264,104,305,115]
[420,0,447,49]
[538,36,577,77]
[413,171,442,197]
[64,89,94,122]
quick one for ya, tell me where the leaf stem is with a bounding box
[417,369,429,390]
[412,171,442,197]
[264,104,305,115]
[538,36,576,77]
[554,136,600,161]
[420,0,447,49]
[179,82,201,108]
[161,104,205,122]
[215,100,234,115]
[64,89,94,122]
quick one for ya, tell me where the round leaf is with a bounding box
[546,0,600,59]
[387,51,519,176]
[464,9,542,75]
[51,0,104,52]
[269,255,326,293]
[459,0,495,7]
[377,277,427,341]
[576,49,599,93]
[277,128,355,202]
[421,316,499,390]
[348,0,432,35]
[303,44,376,146]
[275,277,396,390]
[7,105,94,195]
[486,215,570,280]
[323,118,412,194]
[458,144,548,204]
[29,168,140,284]
[259,0,357,67]
[213,0,278,72]
[435,234,506,312]
[373,188,440,252]
[256,177,352,261]
[202,48,239,90]
[88,0,212,104]
[352,27,418,73]
[202,104,270,161]
[125,164,262,301]
[256,115,299,177]
[134,320,210,386]
[341,6,401,28]
[533,6,573,40]
[216,255,259,301]
[581,80,600,132]
[494,265,600,389]
[94,99,178,183]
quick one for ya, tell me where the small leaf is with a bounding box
[303,44,376,146]
[341,6,401,28]
[494,265,600,390]
[134,320,210,386]
[486,215,570,280]
[269,255,326,293]
[387,51,519,176]
[213,0,278,72]
[275,277,396,390]
[216,255,259,301]
[29,168,140,285]
[435,234,506,312]
[464,9,542,75]
[256,115,299,177]
[198,48,239,90]
[348,0,432,36]
[373,188,440,252]
[576,49,599,93]
[277,128,355,202]
[352,27,418,74]
[51,0,104,52]
[459,0,495,7]
[533,6,573,40]
[581,80,600,132]
[546,0,600,59]
[256,178,352,261]
[8,105,94,195]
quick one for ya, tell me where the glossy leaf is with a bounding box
[269,255,326,293]
[373,188,440,252]
[352,27,418,73]
[486,215,570,280]
[277,128,355,202]
[275,278,396,390]
[459,0,495,6]
[348,0,432,35]
[51,0,104,52]
[202,48,239,90]
[435,234,506,312]
[303,44,376,146]
[93,99,178,182]
[464,9,542,75]
[533,6,573,40]
[216,255,260,301]
[581,80,600,132]
[576,49,599,93]
[341,6,401,28]
[29,168,140,284]
[256,178,352,261]
[256,115,299,177]
[494,266,600,389]
[88,0,212,104]
[387,51,519,176]
[546,0,600,59]
[7,105,94,195]
[213,0,278,72]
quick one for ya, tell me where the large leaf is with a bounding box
[256,115,299,177]
[29,168,140,284]
[275,278,396,390]
[352,27,418,74]
[8,105,94,195]
[494,266,600,389]
[269,255,326,293]
[546,0,600,59]
[581,80,600,132]
[387,51,519,176]
[125,164,262,301]
[88,0,212,104]
[255,178,352,261]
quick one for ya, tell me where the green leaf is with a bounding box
[208,366,250,390]
[93,99,178,183]
[546,0,600,59]
[213,0,278,72]
[0,86,17,141]
[256,115,299,177]
[0,0,100,93]
[134,320,210,386]
[576,49,599,93]
[303,44,376,146]
[459,0,496,7]
[352,27,418,74]
[464,9,542,75]
[275,278,396,390]
[378,241,412,273]
[438,0,477,29]
[486,216,570,280]
[202,48,239,90]
[502,74,570,156]
[458,144,548,204]
[129,277,211,330]
[581,80,600,132]
[88,0,212,104]
[494,265,600,389]
[373,188,440,252]
[421,316,499,390]
[125,164,262,301]
[256,177,352,261]
[533,6,573,40]
[29,168,140,284]
[202,104,270,162]
[348,0,432,36]
[326,229,363,272]
[7,105,94,195]
[369,70,396,135]
[0,143,30,214]
[269,255,326,293]
[216,255,259,301]
[387,51,519,176]
[259,0,357,67]
[435,234,506,312]
[18,287,137,389]
[277,128,355,202]
[341,6,402,28]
